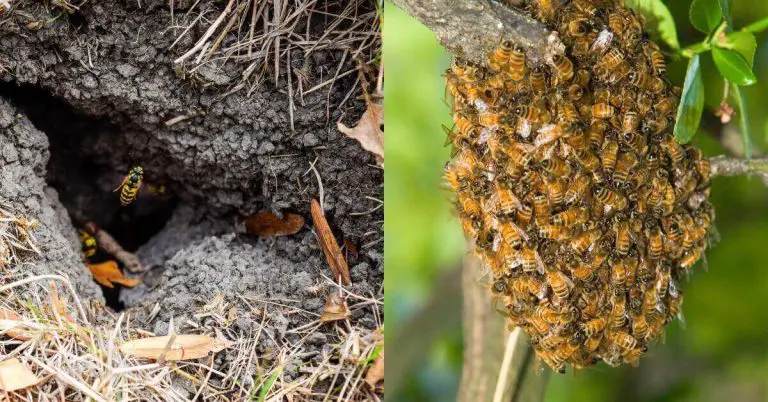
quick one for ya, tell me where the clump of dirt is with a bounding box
[0,0,382,398]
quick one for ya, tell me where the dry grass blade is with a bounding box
[310,199,351,285]
[364,347,383,391]
[120,335,233,361]
[0,358,42,392]
[0,307,32,340]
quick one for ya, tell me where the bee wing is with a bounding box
[534,124,561,148]
[534,251,546,275]
[113,176,129,192]
[509,220,529,241]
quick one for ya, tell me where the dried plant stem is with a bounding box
[92,227,143,273]
[458,247,544,402]
[389,0,562,66]
[709,155,768,185]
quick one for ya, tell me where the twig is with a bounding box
[390,0,562,66]
[709,155,768,185]
[493,327,522,402]
[91,226,144,273]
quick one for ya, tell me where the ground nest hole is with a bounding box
[0,83,178,311]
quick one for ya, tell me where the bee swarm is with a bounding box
[444,0,714,371]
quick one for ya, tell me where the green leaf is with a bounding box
[718,0,732,31]
[717,31,756,67]
[624,0,680,49]
[712,47,757,86]
[255,367,282,402]
[690,0,724,34]
[731,84,752,159]
[674,55,705,144]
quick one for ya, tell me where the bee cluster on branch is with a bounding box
[444,0,715,371]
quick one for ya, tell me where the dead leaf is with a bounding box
[337,101,383,165]
[365,349,384,391]
[120,335,233,361]
[343,239,359,263]
[319,292,350,323]
[310,199,351,285]
[26,21,43,30]
[245,211,305,237]
[0,358,42,391]
[0,308,32,340]
[87,260,141,288]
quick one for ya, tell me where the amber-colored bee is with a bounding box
[540,333,567,349]
[114,166,144,206]
[610,291,628,328]
[514,105,541,122]
[546,268,573,300]
[534,0,557,22]
[78,229,97,258]
[654,96,677,115]
[572,0,598,16]
[642,115,669,136]
[659,135,684,165]
[588,120,607,149]
[655,261,671,296]
[460,195,482,218]
[607,11,623,33]
[649,48,666,76]
[571,260,596,282]
[611,331,638,350]
[620,111,639,133]
[551,207,587,227]
[644,75,666,94]
[488,40,514,72]
[594,186,627,212]
[507,45,528,81]
[591,103,615,119]
[541,155,572,176]
[600,139,618,175]
[529,66,548,93]
[551,54,574,82]
[546,177,566,206]
[565,172,590,206]
[560,101,581,121]
[613,218,631,256]
[573,148,600,172]
[478,112,513,128]
[582,317,606,337]
[516,203,534,228]
[521,247,545,274]
[636,91,654,117]
[646,224,663,261]
[571,228,601,255]
[599,48,625,70]
[538,224,566,240]
[500,221,529,250]
[612,151,637,187]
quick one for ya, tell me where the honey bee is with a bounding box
[659,135,684,165]
[607,11,623,33]
[500,221,529,249]
[610,290,628,328]
[114,166,144,206]
[574,69,591,87]
[570,228,601,255]
[642,288,661,315]
[621,132,648,156]
[459,195,482,218]
[551,54,574,82]
[600,139,618,175]
[655,261,671,296]
[565,172,590,206]
[582,317,606,337]
[648,48,666,76]
[591,103,615,119]
[611,331,638,350]
[540,333,567,350]
[573,148,600,172]
[566,17,591,37]
[599,48,625,70]
[538,224,566,240]
[546,334,584,373]
[621,111,639,133]
[571,260,596,282]
[534,0,557,22]
[644,75,666,94]
[613,218,631,256]
[521,246,546,274]
[529,66,548,93]
[654,96,677,115]
[508,45,528,81]
[546,177,566,206]
[78,229,97,258]
[488,40,514,72]
[563,123,587,149]
[514,105,541,122]
[572,0,598,16]
[478,112,513,128]
[541,155,571,176]
[680,247,703,270]
[551,207,588,227]
[588,120,608,149]
[642,115,669,136]
[636,91,654,117]
[560,102,581,121]
[505,141,535,167]
[517,204,534,228]
[496,184,523,215]
[594,186,627,212]
[647,224,663,260]
[612,151,638,187]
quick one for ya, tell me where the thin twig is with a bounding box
[709,155,768,185]
[91,226,143,273]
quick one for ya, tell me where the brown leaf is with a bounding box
[337,101,383,165]
[120,335,233,361]
[26,21,44,30]
[365,350,384,391]
[310,199,351,285]
[319,292,350,323]
[0,358,42,391]
[87,260,141,288]
[344,239,359,263]
[245,211,305,237]
[0,308,32,340]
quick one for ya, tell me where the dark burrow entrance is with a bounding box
[0,83,177,310]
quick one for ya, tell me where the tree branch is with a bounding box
[390,0,563,66]
[459,245,544,402]
[709,155,768,185]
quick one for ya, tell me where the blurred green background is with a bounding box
[385,1,768,401]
